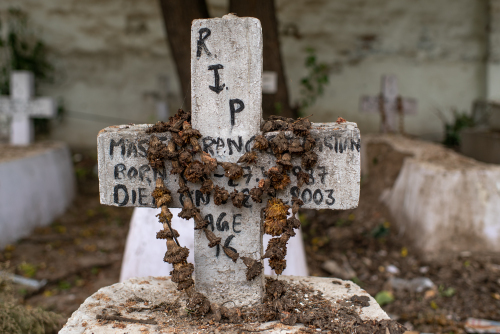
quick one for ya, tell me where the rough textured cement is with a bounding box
[362,134,500,255]
[97,123,361,210]
[59,276,389,334]
[0,142,75,249]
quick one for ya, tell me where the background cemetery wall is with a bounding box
[0,0,490,146]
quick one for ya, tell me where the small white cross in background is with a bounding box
[359,75,417,133]
[0,71,56,145]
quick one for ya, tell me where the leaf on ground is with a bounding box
[375,290,394,306]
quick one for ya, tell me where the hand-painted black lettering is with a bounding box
[325,189,335,206]
[317,166,328,184]
[232,214,242,233]
[245,135,256,152]
[301,188,312,204]
[227,136,243,155]
[208,64,225,94]
[153,167,167,181]
[216,212,230,231]
[113,184,129,206]
[313,189,323,205]
[223,235,237,258]
[228,179,239,187]
[290,186,299,198]
[260,167,268,178]
[196,28,211,58]
[216,244,220,257]
[292,166,301,177]
[216,137,225,150]
[339,138,344,153]
[137,139,148,157]
[242,166,252,184]
[132,189,137,204]
[334,137,338,153]
[205,214,214,232]
[229,99,245,126]
[138,188,148,205]
[214,173,224,178]
[127,167,138,180]
[139,165,151,183]
[202,137,215,155]
[351,138,361,152]
[324,135,334,150]
[195,190,210,206]
[114,164,126,179]
[241,188,252,208]
[110,139,125,157]
[127,142,138,158]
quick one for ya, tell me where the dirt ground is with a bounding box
[1,147,499,333]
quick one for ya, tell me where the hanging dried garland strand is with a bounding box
[146,110,327,314]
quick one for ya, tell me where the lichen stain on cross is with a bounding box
[97,14,361,308]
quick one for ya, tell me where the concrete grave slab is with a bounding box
[59,276,390,334]
[0,142,75,248]
[362,133,500,256]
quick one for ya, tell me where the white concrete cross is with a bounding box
[0,71,56,145]
[359,75,417,133]
[97,14,360,307]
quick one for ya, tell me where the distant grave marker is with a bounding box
[359,75,417,133]
[0,71,56,145]
[97,14,360,307]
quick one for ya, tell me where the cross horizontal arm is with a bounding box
[98,122,360,210]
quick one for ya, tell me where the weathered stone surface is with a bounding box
[97,123,360,210]
[362,133,500,255]
[0,142,75,248]
[461,128,500,164]
[59,276,389,334]
[0,71,56,145]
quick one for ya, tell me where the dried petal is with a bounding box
[241,256,263,281]
[223,246,239,263]
[301,151,318,169]
[230,189,245,208]
[237,151,258,164]
[214,186,230,205]
[204,228,221,248]
[253,135,269,151]
[184,160,204,183]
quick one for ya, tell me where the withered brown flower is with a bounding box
[214,186,230,205]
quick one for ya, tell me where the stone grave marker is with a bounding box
[0,71,56,145]
[97,14,360,307]
[359,74,417,133]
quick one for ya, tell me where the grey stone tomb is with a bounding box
[97,14,360,307]
[359,74,417,133]
[0,71,57,145]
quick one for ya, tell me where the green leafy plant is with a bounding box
[297,48,330,116]
[435,107,475,148]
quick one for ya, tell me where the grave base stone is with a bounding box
[0,142,75,248]
[362,133,500,256]
[59,276,390,334]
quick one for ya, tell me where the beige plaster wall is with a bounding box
[0,0,490,146]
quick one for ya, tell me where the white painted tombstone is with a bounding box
[359,75,417,133]
[0,71,56,145]
[97,14,360,307]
